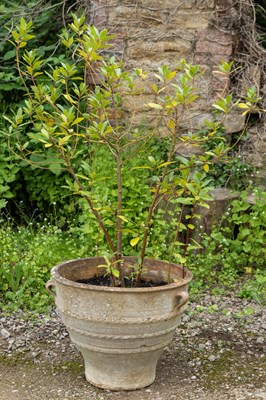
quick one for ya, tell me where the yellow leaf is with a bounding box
[147,102,163,110]
[19,42,27,48]
[112,269,120,278]
[71,117,84,126]
[157,161,175,168]
[203,164,209,173]
[63,94,75,104]
[44,143,53,148]
[118,215,128,222]
[238,103,250,109]
[151,84,158,93]
[167,71,176,80]
[167,119,176,130]
[154,73,164,82]
[58,135,71,146]
[130,237,140,247]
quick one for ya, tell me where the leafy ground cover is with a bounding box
[0,188,265,313]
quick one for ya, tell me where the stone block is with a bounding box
[127,39,192,60]
[193,188,239,238]
[167,12,211,30]
[196,29,232,56]
[223,110,246,134]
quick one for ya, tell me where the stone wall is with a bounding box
[87,1,240,127]
[87,0,265,179]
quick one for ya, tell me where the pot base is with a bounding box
[82,348,161,391]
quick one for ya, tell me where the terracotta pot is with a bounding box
[46,257,192,391]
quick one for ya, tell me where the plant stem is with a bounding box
[116,144,125,286]
[168,202,185,281]
[137,121,179,283]
[67,166,117,255]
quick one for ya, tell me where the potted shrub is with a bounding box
[7,15,251,390]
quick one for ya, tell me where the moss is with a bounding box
[51,360,84,374]
[201,350,266,390]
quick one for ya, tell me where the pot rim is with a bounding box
[50,257,193,293]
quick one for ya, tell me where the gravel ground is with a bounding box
[0,292,265,400]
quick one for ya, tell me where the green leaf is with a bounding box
[3,50,16,61]
[174,241,185,246]
[244,307,254,315]
[198,202,210,209]
[179,223,187,231]
[240,228,250,237]
[174,253,186,264]
[148,156,156,164]
[175,198,193,205]
[0,199,7,209]
[79,190,92,197]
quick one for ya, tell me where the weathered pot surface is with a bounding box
[46,257,192,391]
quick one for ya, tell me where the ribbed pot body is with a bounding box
[48,257,192,390]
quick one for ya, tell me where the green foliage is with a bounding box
[199,124,255,191]
[0,128,20,208]
[0,0,83,214]
[188,190,266,299]
[0,222,89,312]
[237,271,266,304]
[208,155,255,191]
[1,188,265,311]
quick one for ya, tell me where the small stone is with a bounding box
[182,315,190,323]
[191,375,197,380]
[208,355,216,362]
[197,344,205,350]
[256,337,264,344]
[196,361,202,367]
[1,328,10,339]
